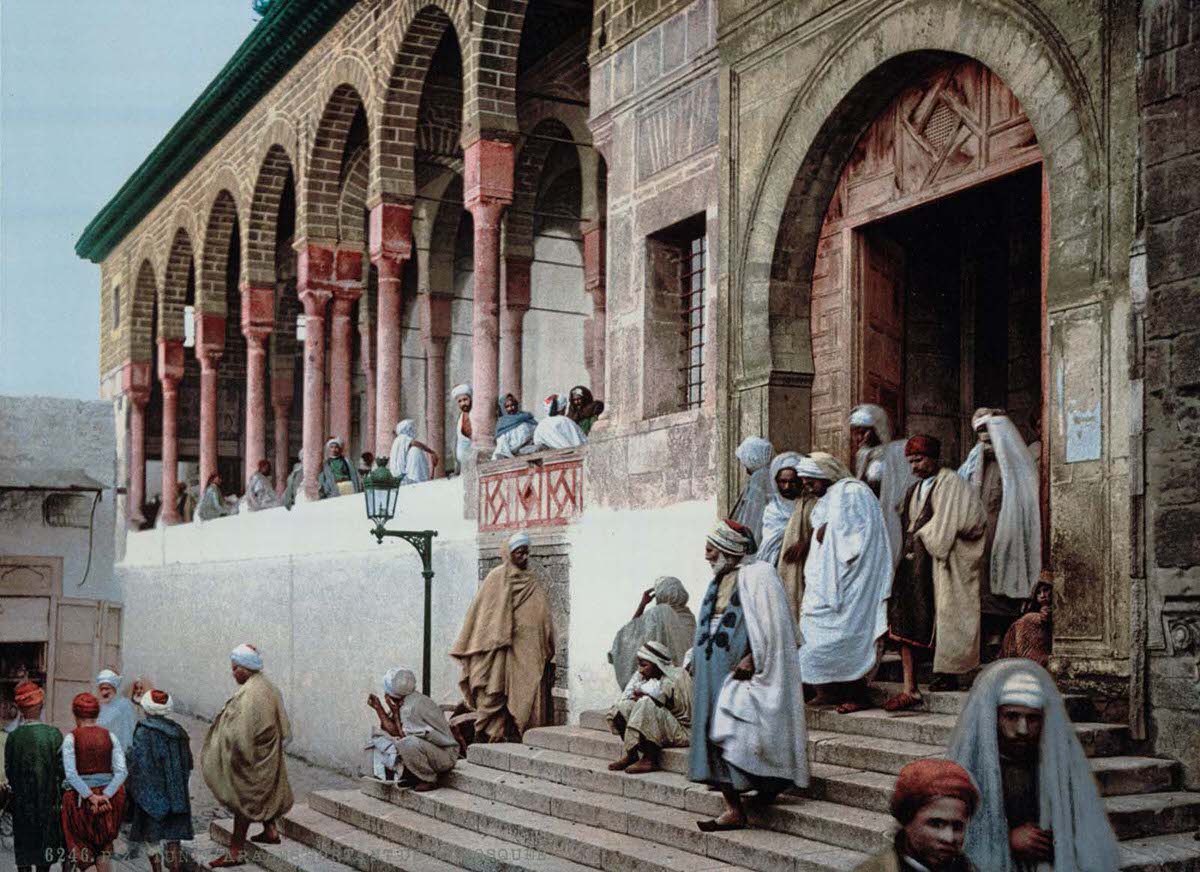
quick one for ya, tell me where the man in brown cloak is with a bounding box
[449,531,556,743]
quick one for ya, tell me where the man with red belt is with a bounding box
[61,692,128,872]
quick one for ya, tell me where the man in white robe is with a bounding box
[96,669,138,754]
[608,576,696,688]
[492,394,538,459]
[531,394,587,452]
[689,519,808,832]
[850,404,916,571]
[366,668,458,790]
[798,473,893,713]
[756,452,803,566]
[959,410,1041,654]
[452,384,473,472]
[388,420,434,485]
[244,460,281,511]
[947,660,1119,871]
[731,436,774,544]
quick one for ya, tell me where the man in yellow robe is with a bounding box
[449,531,556,743]
[202,644,293,867]
[886,436,987,711]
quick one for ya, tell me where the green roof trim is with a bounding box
[75,0,357,264]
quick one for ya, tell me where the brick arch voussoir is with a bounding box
[375,2,466,203]
[161,227,195,341]
[464,0,527,142]
[737,0,1104,385]
[303,69,373,244]
[338,143,371,245]
[247,140,298,285]
[198,189,242,316]
[130,258,159,363]
[508,117,576,259]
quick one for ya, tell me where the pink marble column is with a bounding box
[359,325,376,461]
[194,314,225,491]
[329,286,361,449]
[122,361,152,527]
[501,256,532,401]
[465,139,515,452]
[158,340,184,525]
[420,293,453,478]
[270,379,291,493]
[297,244,335,501]
[240,282,275,486]
[370,203,414,458]
[583,221,607,400]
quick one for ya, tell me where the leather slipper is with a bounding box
[697,819,747,832]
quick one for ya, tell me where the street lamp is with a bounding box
[363,459,439,696]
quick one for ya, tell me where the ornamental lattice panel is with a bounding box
[478,450,584,532]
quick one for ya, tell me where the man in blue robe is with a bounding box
[128,689,194,872]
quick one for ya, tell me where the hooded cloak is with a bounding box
[608,576,697,688]
[389,419,432,484]
[731,437,774,543]
[757,452,803,566]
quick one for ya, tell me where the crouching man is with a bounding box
[855,759,980,872]
[367,668,458,791]
[606,641,691,774]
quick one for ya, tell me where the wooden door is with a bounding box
[51,600,101,727]
[856,229,906,430]
[99,604,122,675]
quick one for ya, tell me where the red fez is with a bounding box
[14,681,44,708]
[904,435,941,460]
[891,759,979,824]
[150,689,169,705]
[72,692,101,719]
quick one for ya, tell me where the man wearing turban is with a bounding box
[608,576,696,689]
[689,520,808,831]
[849,404,917,571]
[605,640,692,774]
[947,660,1119,871]
[449,531,556,743]
[885,436,987,711]
[451,384,474,473]
[366,668,458,790]
[730,436,774,544]
[129,689,193,872]
[202,645,294,867]
[318,437,362,498]
[95,669,138,755]
[853,758,980,871]
[60,692,129,871]
[387,419,437,485]
[5,681,65,871]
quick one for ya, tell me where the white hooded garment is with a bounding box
[958,415,1042,599]
[947,659,1119,872]
[851,404,915,571]
[732,437,774,544]
[756,452,802,566]
[389,420,431,485]
[798,478,893,684]
[533,396,587,450]
[709,561,809,788]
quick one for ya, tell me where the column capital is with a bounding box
[239,281,275,338]
[299,287,333,317]
[464,139,515,210]
[503,256,532,311]
[271,375,294,407]
[369,202,414,266]
[583,223,606,296]
[419,292,453,343]
[158,337,185,388]
[194,313,225,366]
[121,361,152,407]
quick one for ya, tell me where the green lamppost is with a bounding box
[363,459,438,696]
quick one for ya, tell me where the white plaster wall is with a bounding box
[119,476,480,773]
[520,228,592,408]
[564,496,717,719]
[0,395,119,602]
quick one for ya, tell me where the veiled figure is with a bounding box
[608,576,697,688]
[450,532,556,742]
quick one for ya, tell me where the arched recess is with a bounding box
[509,117,581,260]
[734,2,1102,395]
[246,142,298,286]
[304,83,370,243]
[198,190,242,316]
[161,228,195,341]
[339,145,371,246]
[130,259,158,364]
[375,5,466,201]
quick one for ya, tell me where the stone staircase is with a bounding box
[200,691,1200,872]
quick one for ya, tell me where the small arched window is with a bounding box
[112,286,121,330]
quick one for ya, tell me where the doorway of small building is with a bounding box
[854,164,1044,462]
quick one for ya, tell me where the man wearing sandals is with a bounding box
[885,436,987,711]
[688,520,808,832]
[201,645,293,867]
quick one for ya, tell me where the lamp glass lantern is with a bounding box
[363,459,402,528]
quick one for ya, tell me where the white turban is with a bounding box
[636,640,673,674]
[230,643,263,672]
[383,668,416,699]
[140,689,173,717]
[998,670,1045,709]
[394,419,416,437]
[508,531,531,551]
[735,436,774,472]
[325,437,343,451]
[972,407,1004,431]
[96,669,121,690]
[794,456,830,480]
[451,384,472,399]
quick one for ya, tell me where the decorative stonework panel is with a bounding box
[635,76,718,182]
[478,450,585,532]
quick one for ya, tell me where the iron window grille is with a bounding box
[679,235,706,410]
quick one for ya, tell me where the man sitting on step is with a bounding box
[854,758,980,872]
[946,659,1119,871]
[366,668,458,791]
[606,641,692,774]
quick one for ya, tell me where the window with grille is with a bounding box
[680,235,706,409]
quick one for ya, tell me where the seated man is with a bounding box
[366,669,458,791]
[530,394,587,452]
[318,438,362,498]
[947,659,1119,870]
[566,385,605,434]
[854,759,980,872]
[606,641,692,774]
[244,460,282,511]
[608,576,695,689]
[492,394,538,459]
[388,420,437,485]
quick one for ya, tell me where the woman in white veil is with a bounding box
[946,659,1118,872]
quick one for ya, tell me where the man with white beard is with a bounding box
[688,519,808,832]
[849,404,916,571]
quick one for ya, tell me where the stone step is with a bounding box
[1104,791,1200,841]
[183,830,272,872]
[1118,831,1200,871]
[209,816,376,872]
[426,761,879,868]
[865,682,1097,720]
[580,707,1127,758]
[295,790,595,872]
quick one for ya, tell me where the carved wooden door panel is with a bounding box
[857,229,906,431]
[51,599,100,727]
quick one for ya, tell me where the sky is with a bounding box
[0,2,260,400]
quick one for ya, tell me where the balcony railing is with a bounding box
[478,448,585,532]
